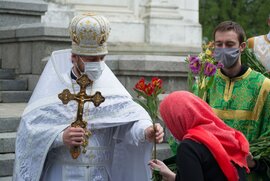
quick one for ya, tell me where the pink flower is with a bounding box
[216,61,224,69]
[189,56,201,74]
[204,62,217,76]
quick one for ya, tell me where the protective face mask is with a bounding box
[214,48,240,68]
[82,61,105,81]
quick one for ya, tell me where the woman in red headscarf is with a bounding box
[149,91,250,181]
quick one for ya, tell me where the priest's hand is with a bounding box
[149,159,176,181]
[63,127,85,147]
[145,123,164,143]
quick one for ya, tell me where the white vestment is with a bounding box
[252,33,270,71]
[13,49,153,181]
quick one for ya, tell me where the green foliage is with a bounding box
[168,136,179,155]
[152,170,162,181]
[249,136,270,179]
[200,0,270,41]
[241,46,270,78]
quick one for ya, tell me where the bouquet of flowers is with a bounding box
[133,77,164,181]
[185,41,223,100]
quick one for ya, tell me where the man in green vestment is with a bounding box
[207,21,270,180]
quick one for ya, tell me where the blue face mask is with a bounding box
[214,48,240,68]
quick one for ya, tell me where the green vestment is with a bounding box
[207,68,270,180]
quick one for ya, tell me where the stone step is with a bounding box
[0,117,20,133]
[0,79,27,91]
[0,176,12,181]
[0,103,25,132]
[0,153,14,177]
[0,132,16,154]
[0,91,32,103]
[156,143,173,161]
[0,144,172,178]
[0,69,15,80]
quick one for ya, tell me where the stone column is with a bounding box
[0,0,48,72]
[0,0,47,27]
[40,0,201,55]
[142,0,201,47]
[47,0,145,44]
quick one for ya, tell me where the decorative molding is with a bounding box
[142,0,182,20]
[66,0,138,18]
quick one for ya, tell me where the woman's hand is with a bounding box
[149,159,176,181]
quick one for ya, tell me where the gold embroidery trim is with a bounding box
[263,35,270,44]
[224,80,234,101]
[213,109,253,120]
[218,68,252,101]
[213,77,270,121]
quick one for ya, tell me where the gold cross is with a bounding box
[58,74,105,159]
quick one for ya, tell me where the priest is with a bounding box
[13,13,164,181]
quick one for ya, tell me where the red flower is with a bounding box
[134,77,146,91]
[151,77,162,89]
[133,76,165,167]
[145,83,154,96]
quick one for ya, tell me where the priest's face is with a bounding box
[71,54,105,77]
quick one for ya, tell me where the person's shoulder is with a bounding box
[178,139,213,162]
[179,139,207,153]
[247,35,266,49]
[247,37,255,49]
[262,76,270,90]
[250,71,270,93]
[263,75,270,82]
[52,49,71,54]
[250,69,268,79]
[181,139,199,145]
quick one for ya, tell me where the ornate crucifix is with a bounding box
[58,74,105,159]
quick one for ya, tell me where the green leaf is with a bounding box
[168,136,179,155]
[152,170,162,181]
[241,47,270,78]
[187,69,195,92]
[134,99,149,113]
[206,76,215,89]
[134,89,148,99]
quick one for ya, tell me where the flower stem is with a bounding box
[153,122,157,160]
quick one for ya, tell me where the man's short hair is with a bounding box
[213,21,246,44]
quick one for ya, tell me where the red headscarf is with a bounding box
[160,91,249,181]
